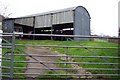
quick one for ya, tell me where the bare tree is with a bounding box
[0,1,12,17]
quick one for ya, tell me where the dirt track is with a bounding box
[25,47,92,78]
[25,47,65,78]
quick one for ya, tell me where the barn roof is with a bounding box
[28,7,76,17]
[15,6,90,19]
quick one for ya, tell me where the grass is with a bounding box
[2,44,27,78]
[38,70,74,79]
[2,39,119,79]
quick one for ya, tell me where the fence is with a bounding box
[0,33,120,79]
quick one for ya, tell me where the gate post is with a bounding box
[10,32,15,78]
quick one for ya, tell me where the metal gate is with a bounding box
[1,33,120,79]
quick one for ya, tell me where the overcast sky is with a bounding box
[0,0,119,36]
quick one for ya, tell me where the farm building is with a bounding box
[0,15,4,30]
[3,6,91,40]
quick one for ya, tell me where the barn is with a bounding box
[0,15,4,30]
[3,6,91,40]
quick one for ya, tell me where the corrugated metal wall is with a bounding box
[74,7,90,40]
[0,16,2,30]
[35,10,74,28]
[35,14,51,28]
[14,10,74,28]
[52,11,74,25]
[0,16,3,22]
[15,17,34,27]
[3,19,14,42]
[3,19,14,33]
[0,15,4,30]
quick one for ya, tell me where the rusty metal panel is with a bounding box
[35,14,51,28]
[52,10,74,25]
[15,17,34,27]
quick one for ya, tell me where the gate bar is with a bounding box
[3,54,119,59]
[1,33,120,39]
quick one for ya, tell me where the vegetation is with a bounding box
[2,39,119,79]
[2,44,27,78]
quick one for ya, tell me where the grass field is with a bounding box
[2,44,27,78]
[2,39,119,79]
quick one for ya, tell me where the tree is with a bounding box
[0,1,11,17]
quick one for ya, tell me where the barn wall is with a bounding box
[3,19,14,33]
[35,14,51,28]
[52,11,74,25]
[15,17,34,27]
[34,10,74,28]
[0,15,4,30]
[74,6,90,40]
[3,19,14,42]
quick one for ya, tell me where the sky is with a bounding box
[0,0,119,36]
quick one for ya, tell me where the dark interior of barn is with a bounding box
[14,24,34,39]
[35,23,74,40]
[14,23,74,40]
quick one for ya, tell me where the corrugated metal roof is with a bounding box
[16,6,77,18]
[10,6,91,28]
[29,7,76,16]
[13,6,90,19]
